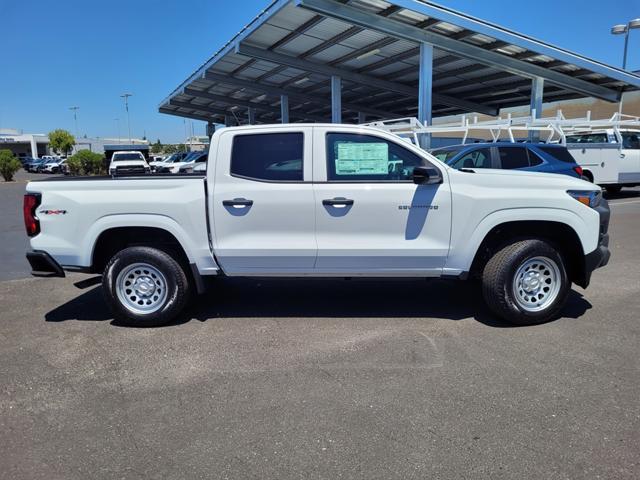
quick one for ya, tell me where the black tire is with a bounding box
[605,185,622,195]
[102,246,190,327]
[481,239,570,326]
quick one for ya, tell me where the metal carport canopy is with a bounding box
[159,0,640,126]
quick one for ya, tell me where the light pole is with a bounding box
[611,19,640,114]
[69,106,79,138]
[120,93,133,143]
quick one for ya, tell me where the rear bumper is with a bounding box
[26,250,65,278]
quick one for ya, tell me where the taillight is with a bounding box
[23,193,41,237]
[574,166,583,177]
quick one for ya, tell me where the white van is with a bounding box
[566,129,640,193]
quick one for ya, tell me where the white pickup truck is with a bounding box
[24,123,610,327]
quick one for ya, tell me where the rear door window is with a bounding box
[497,147,530,169]
[231,133,303,181]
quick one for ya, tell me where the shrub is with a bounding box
[67,150,105,175]
[0,149,22,181]
[66,156,83,175]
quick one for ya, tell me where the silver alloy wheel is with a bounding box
[512,256,561,312]
[115,263,168,315]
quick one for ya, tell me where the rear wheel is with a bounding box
[482,239,570,326]
[103,246,190,327]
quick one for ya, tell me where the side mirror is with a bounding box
[412,166,443,185]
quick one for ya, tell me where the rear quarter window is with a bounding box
[538,147,577,163]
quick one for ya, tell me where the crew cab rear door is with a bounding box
[210,127,316,274]
[312,127,452,275]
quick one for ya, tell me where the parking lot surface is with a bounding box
[1,179,639,479]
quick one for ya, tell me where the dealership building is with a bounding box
[159,0,640,140]
[0,129,50,158]
[0,129,147,158]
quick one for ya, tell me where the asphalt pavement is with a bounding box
[1,175,639,479]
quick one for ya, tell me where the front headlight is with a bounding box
[567,190,602,208]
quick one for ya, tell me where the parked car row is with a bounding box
[145,151,208,174]
[22,156,67,174]
[19,151,209,177]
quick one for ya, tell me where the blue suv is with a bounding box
[430,143,583,178]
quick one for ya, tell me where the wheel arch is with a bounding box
[81,214,200,269]
[91,226,191,274]
[468,220,587,286]
[582,169,594,183]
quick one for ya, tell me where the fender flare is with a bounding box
[82,214,198,267]
[446,207,594,272]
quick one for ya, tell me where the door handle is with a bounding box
[223,198,253,207]
[322,197,354,207]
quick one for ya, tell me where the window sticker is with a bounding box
[336,142,389,175]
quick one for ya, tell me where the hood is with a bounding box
[449,167,599,191]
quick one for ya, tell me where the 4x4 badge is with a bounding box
[39,209,67,215]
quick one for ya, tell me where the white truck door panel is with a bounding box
[567,132,618,184]
[312,127,451,275]
[568,145,613,183]
[210,127,316,274]
[620,132,640,183]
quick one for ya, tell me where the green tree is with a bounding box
[151,139,163,154]
[48,129,76,157]
[163,144,177,154]
[67,150,105,176]
[0,149,22,181]
[176,143,187,153]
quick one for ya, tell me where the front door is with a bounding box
[210,127,316,275]
[312,127,451,275]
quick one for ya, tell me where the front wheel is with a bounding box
[482,239,570,326]
[103,246,190,327]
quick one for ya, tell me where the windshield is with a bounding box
[182,151,204,163]
[112,153,144,162]
[430,148,462,163]
[185,151,208,163]
[166,152,187,163]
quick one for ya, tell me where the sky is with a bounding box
[1,0,639,143]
